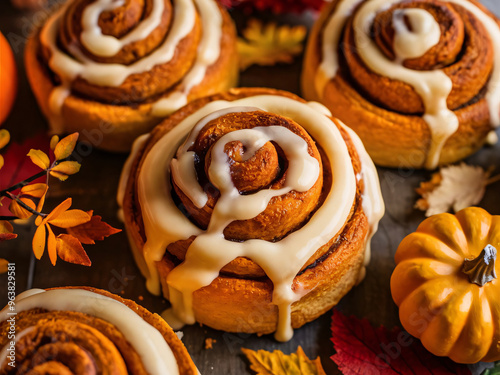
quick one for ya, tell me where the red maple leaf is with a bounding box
[0,132,51,216]
[331,310,472,375]
[66,211,121,245]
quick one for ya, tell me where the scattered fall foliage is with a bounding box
[331,310,471,374]
[415,163,500,216]
[242,346,326,375]
[237,19,306,70]
[0,131,120,268]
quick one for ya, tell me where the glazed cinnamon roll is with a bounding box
[0,287,197,374]
[302,0,500,169]
[119,88,384,341]
[25,0,238,152]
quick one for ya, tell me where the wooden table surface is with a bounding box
[0,1,499,373]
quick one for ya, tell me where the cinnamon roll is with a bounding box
[118,88,384,341]
[25,0,238,152]
[0,287,197,374]
[302,0,500,169]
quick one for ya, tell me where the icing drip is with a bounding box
[134,95,384,341]
[316,0,500,169]
[0,289,179,375]
[354,0,455,170]
[39,0,223,129]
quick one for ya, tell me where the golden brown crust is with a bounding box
[25,1,238,152]
[0,286,198,374]
[302,0,498,168]
[122,87,369,334]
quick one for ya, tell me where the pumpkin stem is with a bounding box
[463,245,497,287]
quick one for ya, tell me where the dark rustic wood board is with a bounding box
[0,1,499,373]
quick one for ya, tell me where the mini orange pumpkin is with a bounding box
[391,207,500,364]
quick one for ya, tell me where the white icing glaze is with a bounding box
[151,0,223,117]
[487,130,498,145]
[0,289,179,375]
[316,0,500,169]
[392,8,441,61]
[39,0,223,130]
[117,133,150,212]
[133,95,384,341]
[81,0,163,57]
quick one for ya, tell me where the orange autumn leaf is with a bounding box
[0,155,4,171]
[0,220,17,241]
[242,346,326,375]
[50,161,81,181]
[32,223,46,259]
[67,211,121,245]
[0,259,8,274]
[47,225,57,265]
[27,149,50,170]
[56,234,91,266]
[9,197,35,219]
[54,133,78,161]
[20,183,47,198]
[48,209,90,229]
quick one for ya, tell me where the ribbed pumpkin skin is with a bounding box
[391,207,500,364]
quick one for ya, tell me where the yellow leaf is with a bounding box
[0,155,3,171]
[21,183,48,198]
[0,129,10,150]
[47,225,57,266]
[50,161,81,181]
[9,198,36,219]
[242,346,326,375]
[0,259,8,274]
[27,149,50,170]
[49,170,69,181]
[54,133,78,161]
[50,135,59,151]
[48,209,91,229]
[237,19,306,70]
[32,224,46,259]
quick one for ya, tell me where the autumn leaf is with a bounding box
[415,163,498,217]
[27,149,50,170]
[56,234,91,266]
[53,133,78,161]
[67,211,121,245]
[9,197,36,219]
[0,259,8,274]
[242,346,326,375]
[331,310,471,375]
[32,198,91,263]
[0,129,10,150]
[237,19,306,70]
[0,221,17,241]
[50,161,81,181]
[20,183,47,198]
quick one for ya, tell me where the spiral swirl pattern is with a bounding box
[303,0,500,169]
[120,89,384,341]
[0,288,197,374]
[26,0,237,151]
